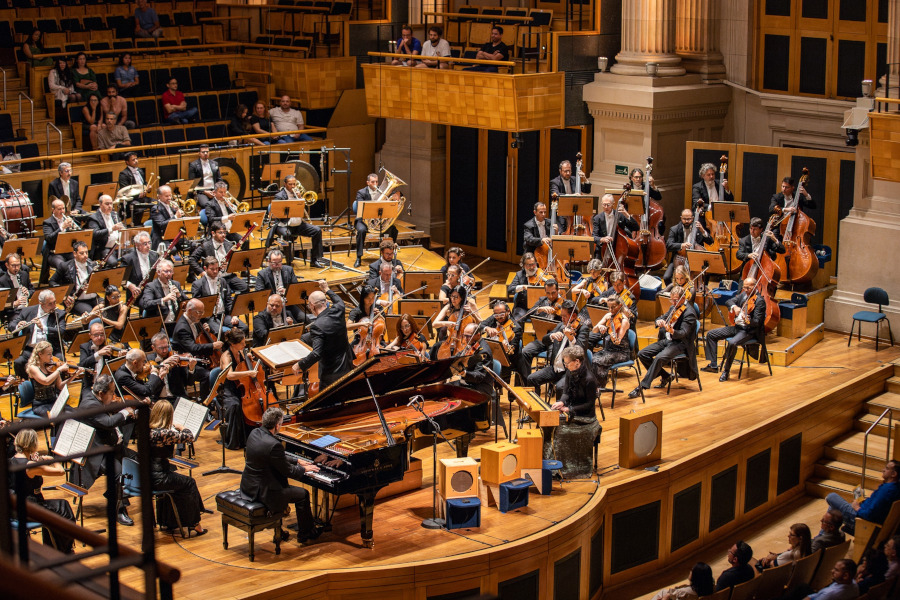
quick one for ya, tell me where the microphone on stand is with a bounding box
[406,394,424,407]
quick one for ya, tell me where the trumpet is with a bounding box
[290,179,318,206]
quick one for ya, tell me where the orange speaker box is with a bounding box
[480,441,521,485]
[438,457,478,499]
[515,429,543,470]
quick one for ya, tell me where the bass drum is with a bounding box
[0,188,34,236]
[216,157,247,202]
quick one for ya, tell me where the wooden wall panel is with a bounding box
[870,112,900,181]
[261,57,357,109]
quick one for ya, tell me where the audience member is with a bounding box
[826,460,900,534]
[776,558,857,600]
[885,535,900,580]
[134,0,164,38]
[812,508,846,553]
[249,101,273,144]
[97,113,132,158]
[650,563,715,600]
[101,85,134,129]
[114,53,140,97]
[855,548,888,595]
[391,24,421,66]
[464,26,509,72]
[72,52,101,102]
[417,26,451,69]
[82,95,103,150]
[22,28,52,67]
[715,540,754,591]
[756,523,812,570]
[48,57,78,108]
[270,95,312,142]
[228,104,264,145]
[161,77,199,124]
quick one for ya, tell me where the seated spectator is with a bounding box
[82,94,103,150]
[270,95,312,143]
[855,547,888,595]
[650,562,715,600]
[72,52,101,102]
[463,26,509,73]
[776,558,857,600]
[228,104,264,147]
[249,101,273,144]
[826,460,900,535]
[161,77,198,125]
[716,540,754,592]
[134,0,164,38]
[391,24,421,66]
[885,535,900,580]
[48,58,78,108]
[114,53,140,97]
[757,523,812,570]
[22,28,52,67]
[101,84,134,129]
[417,26,451,69]
[97,113,132,158]
[812,508,846,553]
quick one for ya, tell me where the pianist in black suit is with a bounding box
[241,407,321,543]
[291,280,354,388]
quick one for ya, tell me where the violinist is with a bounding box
[628,285,697,398]
[522,202,566,256]
[507,253,548,319]
[255,250,310,324]
[701,277,767,382]
[591,193,638,259]
[478,301,523,383]
[48,240,99,315]
[663,209,713,284]
[148,332,204,402]
[432,285,479,359]
[439,264,464,304]
[366,261,404,308]
[768,176,815,218]
[550,345,601,479]
[252,294,295,348]
[290,280,354,388]
[587,295,631,389]
[25,340,82,417]
[219,327,256,450]
[736,217,785,267]
[550,160,590,196]
[114,348,166,402]
[571,259,609,313]
[386,313,429,360]
[691,163,733,209]
[77,321,124,400]
[171,298,225,376]
[591,272,637,321]
[658,265,695,303]
[191,256,249,335]
[10,289,65,379]
[440,247,471,283]
[368,238,404,281]
[450,322,494,397]
[529,279,564,322]
[140,258,187,326]
[524,300,591,395]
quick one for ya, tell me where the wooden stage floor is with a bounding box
[48,328,897,599]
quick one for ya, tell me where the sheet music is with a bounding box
[255,340,312,368]
[49,385,70,419]
[53,421,95,465]
[173,398,209,440]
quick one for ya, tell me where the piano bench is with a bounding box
[215,490,284,562]
[445,497,481,530]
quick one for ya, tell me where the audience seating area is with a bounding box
[426,6,553,61]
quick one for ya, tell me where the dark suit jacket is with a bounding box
[117,166,146,190]
[49,177,82,212]
[41,215,74,260]
[240,426,307,514]
[768,191,816,217]
[691,180,734,209]
[365,276,404,296]
[665,222,714,260]
[540,319,592,358]
[655,303,698,379]
[187,158,220,184]
[255,265,297,294]
[78,340,107,394]
[75,392,131,490]
[86,209,121,259]
[149,200,179,248]
[507,269,532,312]
[549,175,590,196]
[591,211,639,255]
[203,197,235,226]
[295,290,353,386]
[367,257,403,280]
[0,270,33,296]
[252,310,286,348]
[522,216,568,255]
[48,258,96,289]
[172,316,217,358]
[11,305,65,354]
[188,238,233,276]
[114,363,163,400]
[353,186,375,213]
[139,278,187,320]
[725,290,767,338]
[146,351,194,400]
[191,275,234,315]
[118,248,159,287]
[736,232,785,263]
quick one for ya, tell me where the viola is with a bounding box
[526,267,552,287]
[659,294,688,333]
[633,157,666,270]
[399,334,428,360]
[774,167,818,284]
[572,274,607,312]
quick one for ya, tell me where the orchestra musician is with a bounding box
[550,345,601,479]
[148,331,205,402]
[692,162,733,209]
[450,322,494,397]
[347,285,381,345]
[171,298,221,390]
[252,294,294,348]
[439,247,471,283]
[96,285,128,343]
[701,278,767,382]
[290,280,354,388]
[187,222,249,293]
[629,167,662,202]
[439,264,463,304]
[190,256,249,335]
[204,181,243,246]
[571,259,608,315]
[366,261,404,304]
[187,144,219,209]
[78,321,123,400]
[119,230,158,302]
[550,160,591,196]
[149,185,183,250]
[368,238,404,281]
[255,249,310,324]
[522,202,566,257]
[11,289,66,379]
[590,272,638,320]
[658,265,695,303]
[736,217,786,267]
[0,253,33,324]
[25,340,81,417]
[114,347,167,401]
[591,193,638,259]
[529,279,564,322]
[478,301,523,384]
[49,240,99,315]
[431,285,479,358]
[352,173,400,268]
[219,327,256,450]
[587,296,631,389]
[87,194,126,265]
[507,252,549,320]
[117,152,149,224]
[40,198,80,285]
[524,300,591,395]
[265,174,325,267]
[48,162,82,212]
[628,285,698,398]
[140,258,187,326]
[768,175,815,217]
[663,209,713,284]
[386,313,429,360]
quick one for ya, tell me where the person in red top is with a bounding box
[161,77,198,124]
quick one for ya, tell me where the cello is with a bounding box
[633,157,666,270]
[239,349,278,426]
[533,197,557,272]
[353,303,386,365]
[741,213,782,333]
[774,168,818,284]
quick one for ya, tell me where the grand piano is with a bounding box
[277,351,491,548]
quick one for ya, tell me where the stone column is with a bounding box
[878,0,900,98]
[611,0,686,76]
[675,0,726,80]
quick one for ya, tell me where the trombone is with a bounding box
[291,179,318,206]
[225,190,249,213]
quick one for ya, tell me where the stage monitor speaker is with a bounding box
[480,441,521,485]
[438,457,478,499]
[619,409,663,469]
[516,429,543,470]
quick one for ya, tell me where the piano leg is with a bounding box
[456,433,473,458]
[357,490,378,549]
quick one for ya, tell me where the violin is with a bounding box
[526,267,552,287]
[572,274,607,312]
[659,293,688,334]
[483,317,516,356]
[399,334,428,360]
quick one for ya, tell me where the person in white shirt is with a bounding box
[48,162,82,211]
[270,95,313,143]
[187,144,219,208]
[417,26,452,69]
[89,194,126,265]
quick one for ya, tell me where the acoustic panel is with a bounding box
[671,483,702,552]
[449,126,479,247]
[611,501,660,574]
[763,35,791,91]
[20,180,43,219]
[709,465,738,532]
[554,549,581,600]
[498,569,539,600]
[744,449,771,513]
[589,524,604,597]
[89,171,115,185]
[766,0,791,16]
[799,37,827,96]
[836,159,856,272]
[486,130,509,253]
[427,589,481,600]
[839,0,866,21]
[740,152,779,219]
[836,39,866,99]
[802,0,828,19]
[777,433,803,495]
[516,130,541,257]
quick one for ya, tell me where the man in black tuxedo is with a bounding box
[139,258,187,325]
[118,230,158,303]
[691,162,733,211]
[241,407,322,543]
[254,249,311,323]
[87,194,126,265]
[591,193,639,259]
[367,238,403,280]
[10,289,65,377]
[149,185,184,249]
[40,198,80,284]
[252,294,295,347]
[171,299,223,390]
[768,175,815,218]
[291,280,354,388]
[78,321,122,401]
[507,253,546,320]
[203,181,243,246]
[191,257,249,335]
[0,253,32,324]
[186,144,219,210]
[549,160,590,196]
[523,300,591,394]
[701,278,768,382]
[117,152,149,224]
[365,261,404,303]
[663,209,713,284]
[265,174,325,267]
[148,331,205,402]
[114,347,166,401]
[735,217,785,271]
[187,222,248,292]
[629,286,698,397]
[351,173,400,268]
[49,241,99,315]
[522,202,567,256]
[48,162,82,211]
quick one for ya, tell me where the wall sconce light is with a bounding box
[646,63,659,77]
[598,57,608,72]
[861,79,873,97]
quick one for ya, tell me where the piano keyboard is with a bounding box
[285,451,349,484]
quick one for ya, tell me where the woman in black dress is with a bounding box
[148,400,207,537]
[218,328,256,450]
[96,286,128,343]
[9,428,75,553]
[25,341,79,417]
[550,345,601,479]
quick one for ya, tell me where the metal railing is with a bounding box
[46,122,62,157]
[0,67,7,110]
[861,407,893,495]
[17,92,33,138]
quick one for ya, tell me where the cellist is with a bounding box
[348,285,385,360]
[432,285,480,360]
[736,217,785,270]
[385,313,429,360]
[219,328,257,450]
[591,193,638,260]
[701,278,767,382]
[768,176,815,218]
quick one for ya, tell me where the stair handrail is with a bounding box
[0,67,6,110]
[45,122,62,157]
[17,92,33,138]
[861,407,893,496]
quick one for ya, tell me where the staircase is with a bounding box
[1,71,78,157]
[807,371,900,500]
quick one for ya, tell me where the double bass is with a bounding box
[563,153,592,237]
[608,185,641,295]
[774,168,818,284]
[633,157,666,270]
[741,213,782,333]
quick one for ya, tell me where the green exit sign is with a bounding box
[614,165,629,175]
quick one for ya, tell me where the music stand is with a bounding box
[119,227,152,252]
[484,338,510,368]
[85,267,126,295]
[201,367,240,477]
[584,304,608,327]
[0,289,10,311]
[166,178,197,199]
[66,326,114,354]
[265,323,305,345]
[54,230,93,254]
[551,236,594,271]
[686,249,728,338]
[82,183,117,212]
[269,200,306,264]
[28,285,69,306]
[224,247,266,288]
[402,271,444,299]
[231,211,266,235]
[711,201,750,275]
[357,201,402,242]
[260,164,290,188]
[0,237,39,261]
[531,316,557,342]
[191,294,220,318]
[284,281,321,326]
[169,265,191,284]
[163,218,201,240]
[121,315,164,346]
[557,194,597,227]
[525,286,547,310]
[398,299,441,319]
[231,290,270,327]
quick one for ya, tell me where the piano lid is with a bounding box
[294,352,466,413]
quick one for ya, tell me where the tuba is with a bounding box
[364,169,407,232]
